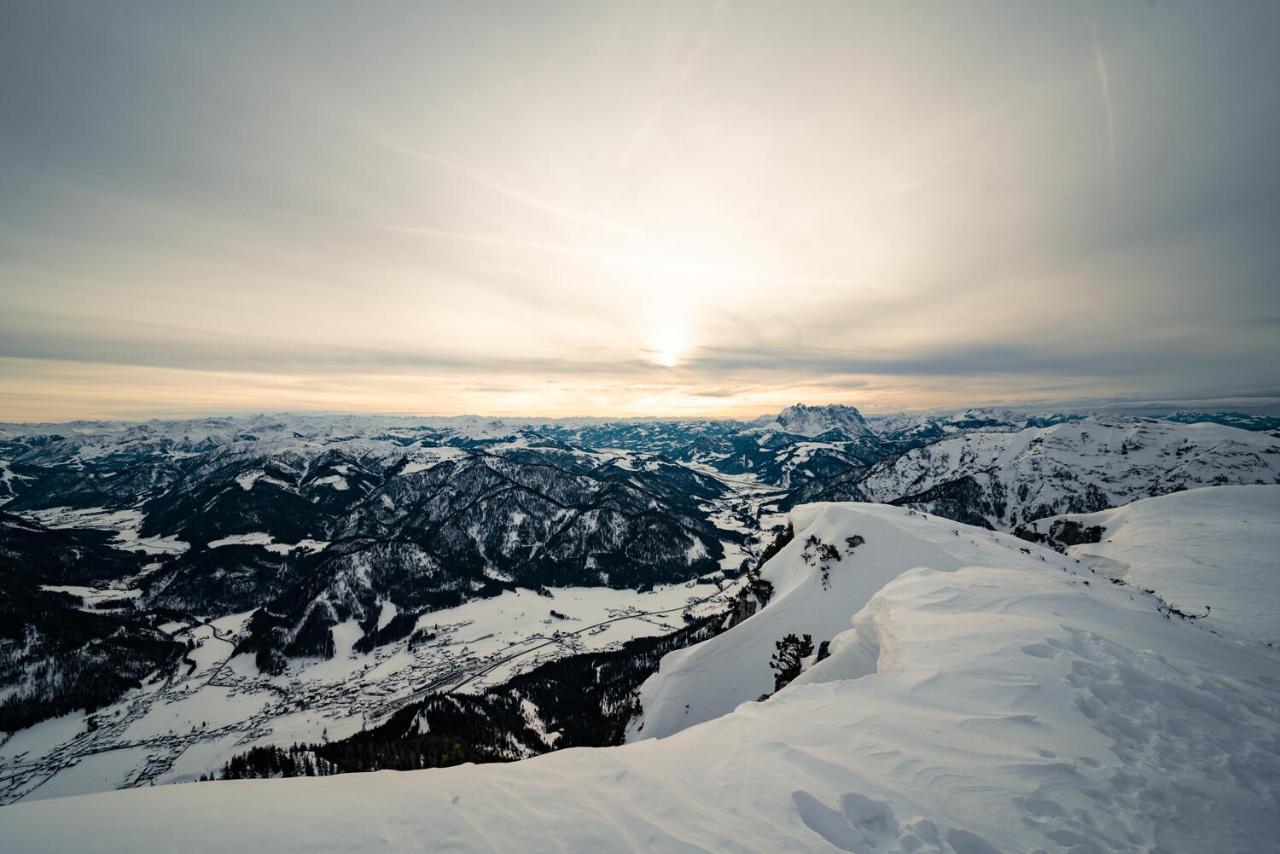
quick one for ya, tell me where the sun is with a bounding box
[647,323,689,368]
[654,347,680,368]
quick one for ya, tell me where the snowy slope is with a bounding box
[1024,485,1280,644]
[626,502,1026,740]
[3,500,1277,851]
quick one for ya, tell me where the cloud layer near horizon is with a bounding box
[2,1,1278,420]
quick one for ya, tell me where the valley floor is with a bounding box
[0,579,737,804]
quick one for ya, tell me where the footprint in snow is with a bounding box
[792,790,899,852]
[793,789,1005,853]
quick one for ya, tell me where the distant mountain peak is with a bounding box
[770,403,871,438]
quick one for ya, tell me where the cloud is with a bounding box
[1,2,1278,419]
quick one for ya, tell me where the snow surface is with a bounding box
[120,687,273,742]
[205,531,277,549]
[1030,485,1280,644]
[310,474,349,491]
[3,496,1277,851]
[234,470,263,491]
[19,506,189,555]
[20,747,155,803]
[206,532,329,555]
[235,469,292,492]
[39,584,141,609]
[400,446,471,474]
[0,713,87,766]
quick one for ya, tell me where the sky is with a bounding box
[2,1,1279,422]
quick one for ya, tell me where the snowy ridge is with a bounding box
[3,496,1276,851]
[627,502,1000,740]
[1024,485,1280,644]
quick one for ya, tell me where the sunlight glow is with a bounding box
[648,323,689,368]
[653,347,680,368]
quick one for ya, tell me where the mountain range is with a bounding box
[1,404,1278,804]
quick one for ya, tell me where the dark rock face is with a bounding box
[771,403,872,439]
[1015,519,1107,552]
[1048,520,1106,547]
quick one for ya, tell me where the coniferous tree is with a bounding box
[770,633,814,692]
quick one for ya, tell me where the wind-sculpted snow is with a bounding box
[2,498,1276,851]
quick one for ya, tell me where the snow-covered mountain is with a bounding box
[796,418,1280,530]
[1157,409,1280,435]
[760,403,873,439]
[628,502,990,739]
[3,495,1276,851]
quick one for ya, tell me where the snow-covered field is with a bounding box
[206,532,329,554]
[3,494,1276,851]
[20,505,189,555]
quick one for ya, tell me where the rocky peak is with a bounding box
[772,403,872,438]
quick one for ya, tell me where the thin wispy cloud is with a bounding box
[621,0,730,165]
[388,143,631,233]
[1085,4,1118,193]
